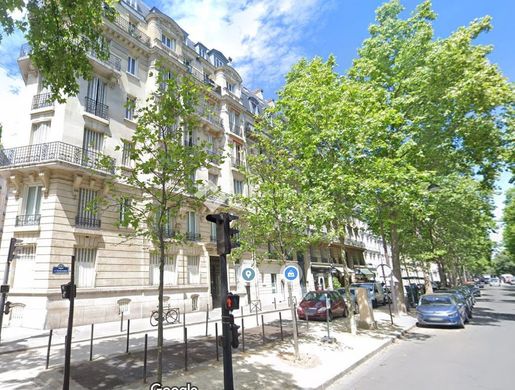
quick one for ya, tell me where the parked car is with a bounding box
[490,277,501,287]
[434,289,472,319]
[337,287,359,314]
[416,294,468,328]
[463,283,481,297]
[297,291,349,321]
[351,282,386,308]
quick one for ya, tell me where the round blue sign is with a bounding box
[241,267,256,282]
[284,266,299,282]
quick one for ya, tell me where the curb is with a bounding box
[315,322,417,390]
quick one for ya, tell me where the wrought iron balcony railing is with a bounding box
[186,232,201,241]
[111,14,150,46]
[85,97,109,120]
[0,141,115,175]
[75,216,101,229]
[32,93,54,110]
[15,214,41,227]
[344,237,366,249]
[88,50,122,71]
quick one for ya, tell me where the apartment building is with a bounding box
[0,0,297,329]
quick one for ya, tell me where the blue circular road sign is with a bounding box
[241,267,256,282]
[284,266,299,282]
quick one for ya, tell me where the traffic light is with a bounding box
[206,213,240,255]
[7,238,22,262]
[61,282,76,300]
[4,301,12,315]
[230,322,240,349]
[225,292,240,311]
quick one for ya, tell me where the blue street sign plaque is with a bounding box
[241,267,256,282]
[52,264,69,275]
[283,265,299,282]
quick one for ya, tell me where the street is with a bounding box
[329,285,515,390]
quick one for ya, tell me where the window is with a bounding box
[232,143,244,166]
[31,122,49,145]
[86,77,106,104]
[121,140,133,167]
[125,96,136,120]
[77,188,99,228]
[23,186,42,217]
[149,253,177,285]
[13,245,36,288]
[208,173,218,186]
[75,248,97,288]
[183,127,195,146]
[161,34,176,50]
[227,83,235,92]
[228,110,240,134]
[119,197,131,225]
[214,56,225,67]
[186,211,198,240]
[271,273,277,294]
[233,179,244,195]
[198,46,206,58]
[127,56,137,75]
[187,256,200,284]
[249,99,259,115]
[83,128,104,153]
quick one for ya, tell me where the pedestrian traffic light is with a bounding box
[206,213,240,255]
[4,301,12,315]
[61,282,76,300]
[225,292,240,311]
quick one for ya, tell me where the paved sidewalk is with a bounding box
[5,308,416,390]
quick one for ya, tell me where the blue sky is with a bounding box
[0,0,513,241]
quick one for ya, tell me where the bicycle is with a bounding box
[150,305,180,326]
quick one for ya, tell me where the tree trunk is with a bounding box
[341,244,356,335]
[390,223,406,314]
[157,235,165,382]
[422,262,433,294]
[437,260,447,287]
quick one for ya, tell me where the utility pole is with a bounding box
[206,213,240,390]
[62,256,76,390]
[0,238,21,344]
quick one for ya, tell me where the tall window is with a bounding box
[149,253,177,286]
[13,245,36,288]
[187,256,200,284]
[214,56,225,67]
[127,56,137,75]
[228,110,240,134]
[227,83,235,92]
[186,211,198,240]
[121,140,133,167]
[119,197,131,225]
[183,127,194,146]
[31,122,49,145]
[77,188,99,227]
[161,34,176,50]
[232,143,244,166]
[75,248,97,288]
[233,179,243,195]
[125,96,136,120]
[24,186,42,217]
[86,77,106,104]
[208,173,218,186]
[83,128,103,153]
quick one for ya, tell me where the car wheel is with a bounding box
[327,310,333,322]
[468,311,473,319]
[416,322,422,328]
[372,299,378,308]
[458,317,465,329]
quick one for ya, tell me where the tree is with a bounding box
[348,0,513,309]
[101,68,215,382]
[1,0,116,102]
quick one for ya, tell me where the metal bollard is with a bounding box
[89,324,94,361]
[183,310,186,327]
[274,297,277,310]
[45,329,53,369]
[126,319,130,353]
[294,304,299,335]
[184,327,188,371]
[241,318,245,352]
[261,315,265,344]
[120,312,124,332]
[279,312,284,341]
[143,334,148,384]
[306,313,309,330]
[215,322,219,361]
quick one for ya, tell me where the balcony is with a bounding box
[31,93,54,110]
[230,125,242,137]
[344,237,366,249]
[111,14,150,46]
[75,216,101,229]
[196,107,223,128]
[88,50,122,72]
[186,232,201,242]
[15,214,41,227]
[85,97,109,120]
[0,142,115,175]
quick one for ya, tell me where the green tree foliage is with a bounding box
[102,68,213,382]
[1,0,116,102]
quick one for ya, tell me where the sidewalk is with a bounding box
[6,308,416,390]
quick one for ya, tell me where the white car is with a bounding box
[490,277,501,287]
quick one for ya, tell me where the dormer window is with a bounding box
[161,34,176,51]
[214,56,225,68]
[249,98,259,115]
[197,46,207,59]
[126,0,138,10]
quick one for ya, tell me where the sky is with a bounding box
[0,0,513,242]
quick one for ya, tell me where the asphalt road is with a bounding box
[328,285,515,390]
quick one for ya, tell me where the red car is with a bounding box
[297,291,349,321]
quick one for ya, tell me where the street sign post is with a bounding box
[241,267,256,283]
[281,264,301,358]
[376,263,394,325]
